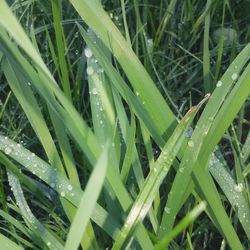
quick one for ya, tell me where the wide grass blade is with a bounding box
[0,233,24,250]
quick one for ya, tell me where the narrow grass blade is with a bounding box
[209,151,250,239]
[69,0,177,139]
[51,0,72,101]
[7,171,64,250]
[159,43,250,238]
[0,30,153,249]
[154,202,206,250]
[0,136,120,239]
[65,144,109,250]
[112,97,208,249]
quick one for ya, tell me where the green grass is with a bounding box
[0,0,249,249]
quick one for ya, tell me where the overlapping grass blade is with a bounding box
[209,151,250,239]
[65,144,109,250]
[51,0,72,101]
[0,12,154,248]
[112,96,209,249]
[159,44,250,248]
[154,202,206,250]
[7,171,64,250]
[69,0,177,140]
[0,136,120,239]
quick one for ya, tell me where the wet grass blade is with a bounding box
[154,202,206,250]
[0,136,120,239]
[65,144,109,250]
[7,171,64,250]
[112,96,209,249]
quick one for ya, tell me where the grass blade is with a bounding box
[65,144,109,250]
[0,233,24,250]
[112,96,208,249]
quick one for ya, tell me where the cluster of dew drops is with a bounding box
[0,135,78,201]
[84,45,106,128]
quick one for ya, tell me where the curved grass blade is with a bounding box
[2,53,97,248]
[112,96,209,249]
[0,136,120,240]
[77,24,165,146]
[0,24,153,249]
[7,171,64,250]
[159,43,250,238]
[69,0,177,140]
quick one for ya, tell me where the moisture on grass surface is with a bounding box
[0,0,249,249]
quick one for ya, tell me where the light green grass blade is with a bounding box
[0,233,24,250]
[65,144,109,250]
[69,0,177,139]
[7,171,64,250]
[112,97,208,249]
[154,202,206,250]
[159,44,250,249]
[209,151,250,239]
[51,0,72,101]
[77,24,165,146]
[0,21,153,248]
[242,130,250,163]
[0,0,55,84]
[0,137,120,239]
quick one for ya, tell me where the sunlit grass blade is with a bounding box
[69,0,177,139]
[65,144,109,250]
[77,24,165,146]
[112,96,208,249]
[0,29,153,249]
[0,233,24,250]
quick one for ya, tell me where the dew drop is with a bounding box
[231,73,238,81]
[60,192,66,197]
[4,147,12,155]
[216,80,222,87]
[92,88,98,95]
[86,66,94,75]
[47,242,51,246]
[67,185,73,191]
[164,207,171,214]
[188,140,194,147]
[84,47,93,58]
[234,183,243,192]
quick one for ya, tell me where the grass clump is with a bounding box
[0,0,249,249]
